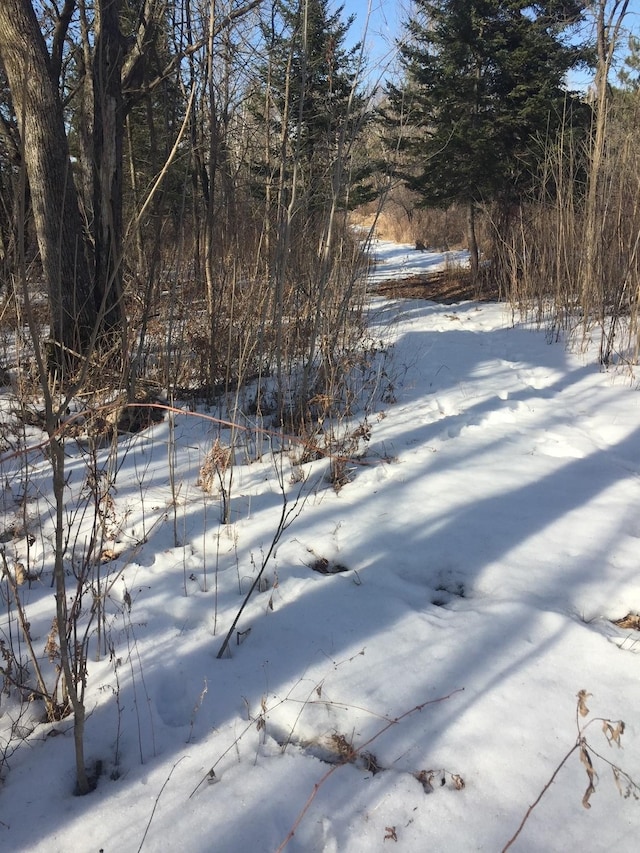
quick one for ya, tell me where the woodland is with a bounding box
[1,3,640,846]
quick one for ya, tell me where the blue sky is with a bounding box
[349,0,402,42]
[345,0,640,90]
[345,0,403,82]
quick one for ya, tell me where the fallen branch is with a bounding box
[502,691,639,852]
[137,756,188,852]
[276,687,465,852]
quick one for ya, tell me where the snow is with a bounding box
[366,238,469,283]
[2,240,640,852]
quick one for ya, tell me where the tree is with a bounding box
[258,0,368,216]
[93,0,125,340]
[0,0,172,370]
[619,33,640,90]
[0,65,23,278]
[248,0,370,416]
[581,0,631,363]
[0,0,98,363]
[385,0,589,278]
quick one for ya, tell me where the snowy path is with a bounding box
[2,244,640,852]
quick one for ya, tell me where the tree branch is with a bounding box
[50,0,77,86]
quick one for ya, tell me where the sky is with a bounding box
[346,0,640,90]
[346,0,404,83]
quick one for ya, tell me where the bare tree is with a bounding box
[0,0,97,365]
[93,0,125,343]
[582,0,630,354]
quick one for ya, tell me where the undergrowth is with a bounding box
[502,690,640,851]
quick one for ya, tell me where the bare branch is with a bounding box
[50,0,77,85]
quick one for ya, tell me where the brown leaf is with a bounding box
[577,690,591,718]
[613,613,640,630]
[384,826,398,842]
[580,744,598,808]
[415,769,436,793]
[602,720,625,748]
[582,780,596,809]
[361,751,382,775]
[580,744,595,781]
[100,548,120,562]
[330,733,357,763]
[612,766,624,797]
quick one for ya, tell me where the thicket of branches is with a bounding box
[380,0,640,364]
[496,3,640,365]
[2,0,640,800]
[0,0,372,420]
[0,0,375,795]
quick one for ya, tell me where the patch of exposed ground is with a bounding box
[373,269,502,304]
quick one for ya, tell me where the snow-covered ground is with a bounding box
[2,241,640,851]
[366,238,470,284]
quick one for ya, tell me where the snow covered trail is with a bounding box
[2,244,640,852]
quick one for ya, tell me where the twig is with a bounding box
[275,688,464,852]
[189,693,291,799]
[137,756,187,852]
[216,461,309,659]
[503,691,639,851]
[501,742,580,852]
[189,652,367,799]
[1,549,54,717]
[0,402,379,474]
[215,496,287,659]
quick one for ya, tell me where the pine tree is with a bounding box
[385,0,590,277]
[619,34,640,90]
[258,0,367,215]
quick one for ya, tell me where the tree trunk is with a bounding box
[77,0,95,224]
[0,0,97,364]
[583,0,630,363]
[467,200,479,282]
[51,435,91,795]
[93,0,124,342]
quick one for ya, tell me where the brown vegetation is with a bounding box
[374,268,501,303]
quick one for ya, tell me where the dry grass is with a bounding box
[198,439,233,493]
[374,268,502,304]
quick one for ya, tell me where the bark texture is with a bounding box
[0,0,97,360]
[93,0,124,337]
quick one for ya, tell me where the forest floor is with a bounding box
[374,266,501,303]
[2,240,640,852]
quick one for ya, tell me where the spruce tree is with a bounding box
[258,0,367,215]
[386,0,590,277]
[619,34,640,90]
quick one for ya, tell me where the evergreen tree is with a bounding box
[385,0,590,276]
[258,0,368,214]
[619,34,640,90]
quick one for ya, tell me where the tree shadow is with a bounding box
[3,303,640,850]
